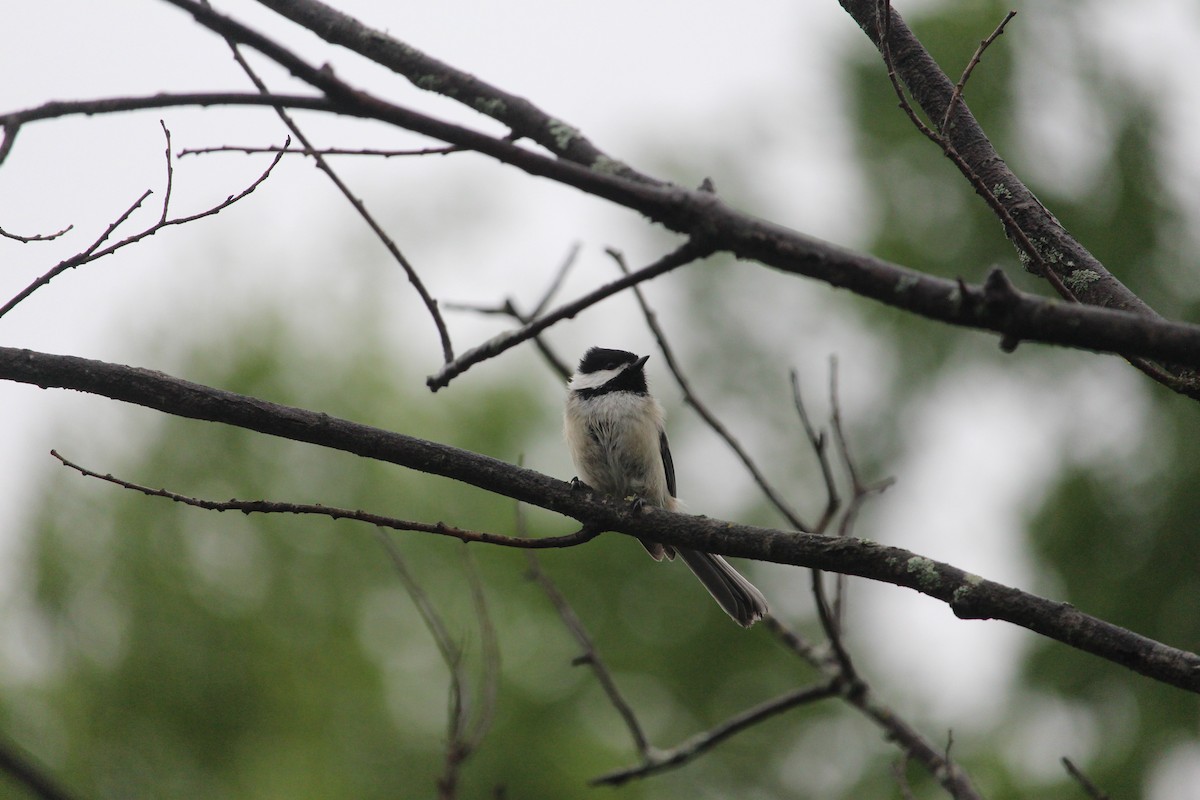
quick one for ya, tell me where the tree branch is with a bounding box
[49,449,595,549]
[249,0,651,181]
[843,0,1200,400]
[592,681,841,786]
[3,346,1198,692]
[9,84,1200,385]
[213,21,456,363]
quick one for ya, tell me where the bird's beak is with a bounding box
[633,355,650,370]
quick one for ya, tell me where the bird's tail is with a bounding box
[677,548,769,627]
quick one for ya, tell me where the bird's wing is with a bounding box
[659,429,677,499]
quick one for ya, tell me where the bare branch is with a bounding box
[6,349,1197,692]
[444,244,582,381]
[426,240,713,391]
[525,554,651,758]
[212,19,456,364]
[764,618,982,800]
[0,189,153,319]
[50,449,597,550]
[592,681,839,786]
[8,87,1200,383]
[0,223,73,243]
[0,133,284,320]
[848,0,1200,397]
[179,143,460,158]
[608,247,812,531]
[250,0,651,180]
[1062,757,1111,800]
[940,10,1018,134]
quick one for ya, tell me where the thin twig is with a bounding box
[209,7,456,364]
[810,568,858,681]
[158,121,174,224]
[444,244,581,381]
[788,369,841,533]
[608,246,812,531]
[940,11,1018,134]
[530,243,582,318]
[372,529,468,799]
[0,127,284,320]
[591,681,839,786]
[764,617,983,800]
[179,143,461,158]
[51,449,598,550]
[823,357,895,624]
[524,553,652,758]
[1062,757,1111,800]
[0,223,73,243]
[426,239,713,391]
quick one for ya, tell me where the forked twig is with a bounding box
[788,370,841,532]
[426,239,713,392]
[444,244,581,381]
[0,123,284,320]
[373,531,499,799]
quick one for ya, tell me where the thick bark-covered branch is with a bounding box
[8,29,1200,391]
[251,0,650,182]
[840,0,1146,316]
[2,345,1197,693]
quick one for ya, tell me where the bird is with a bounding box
[563,346,768,627]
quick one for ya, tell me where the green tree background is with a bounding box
[2,1,1198,798]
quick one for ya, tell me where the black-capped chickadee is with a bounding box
[564,347,769,627]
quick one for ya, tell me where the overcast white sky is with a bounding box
[2,1,1198,795]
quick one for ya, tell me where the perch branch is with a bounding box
[4,347,1198,692]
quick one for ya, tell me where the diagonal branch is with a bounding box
[592,681,840,786]
[50,449,596,550]
[608,247,813,531]
[9,91,1200,387]
[0,127,283,320]
[4,346,1199,693]
[212,16,455,363]
[425,240,713,390]
[841,0,1146,314]
[250,0,652,181]
[525,554,652,758]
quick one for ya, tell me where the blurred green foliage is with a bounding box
[2,317,821,799]
[850,2,1200,799]
[3,1,1198,798]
